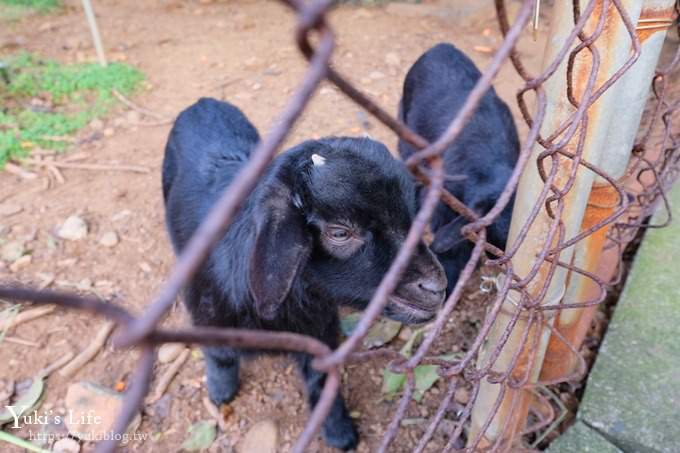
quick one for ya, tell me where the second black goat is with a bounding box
[162,98,448,451]
[398,43,520,294]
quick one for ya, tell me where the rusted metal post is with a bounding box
[468,0,645,448]
[540,0,678,381]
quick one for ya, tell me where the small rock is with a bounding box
[9,254,32,272]
[111,210,132,222]
[398,326,413,342]
[103,127,115,137]
[1,240,24,262]
[237,419,278,453]
[0,204,22,217]
[385,52,401,67]
[126,110,142,124]
[369,71,385,80]
[251,82,262,91]
[244,56,258,68]
[65,382,138,440]
[53,438,80,453]
[139,262,152,273]
[58,215,88,241]
[76,278,92,291]
[147,393,172,425]
[454,387,470,405]
[98,231,119,248]
[158,343,186,364]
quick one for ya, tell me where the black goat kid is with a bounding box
[162,98,447,450]
[399,43,520,294]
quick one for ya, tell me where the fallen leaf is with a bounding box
[340,312,402,348]
[362,318,402,348]
[181,420,217,451]
[0,376,44,423]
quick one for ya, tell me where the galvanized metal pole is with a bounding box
[468,0,646,448]
[540,0,678,381]
[81,0,107,67]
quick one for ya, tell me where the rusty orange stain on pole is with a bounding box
[539,183,619,381]
[539,0,678,384]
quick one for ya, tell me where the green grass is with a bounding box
[0,0,59,12]
[0,53,144,166]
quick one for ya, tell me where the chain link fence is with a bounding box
[1,0,679,451]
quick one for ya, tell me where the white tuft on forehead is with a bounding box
[311,153,326,166]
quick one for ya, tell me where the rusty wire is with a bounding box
[1,0,679,451]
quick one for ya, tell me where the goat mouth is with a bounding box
[385,295,437,324]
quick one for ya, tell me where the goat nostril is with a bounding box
[417,280,445,296]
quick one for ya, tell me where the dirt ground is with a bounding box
[0,0,563,451]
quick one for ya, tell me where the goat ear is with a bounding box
[430,217,465,254]
[248,193,311,320]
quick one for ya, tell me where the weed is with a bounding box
[0,0,60,13]
[0,53,144,166]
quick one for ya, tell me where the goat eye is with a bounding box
[326,226,351,242]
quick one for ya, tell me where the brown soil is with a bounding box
[0,0,553,452]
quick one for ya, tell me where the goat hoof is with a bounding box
[206,375,239,406]
[323,418,359,451]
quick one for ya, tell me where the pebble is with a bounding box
[103,127,115,137]
[1,240,24,262]
[158,343,186,364]
[98,231,119,248]
[454,387,470,405]
[244,56,258,68]
[53,438,80,453]
[369,71,385,80]
[398,326,413,341]
[0,204,22,217]
[111,210,132,222]
[58,215,88,241]
[9,254,32,272]
[65,382,138,440]
[237,419,278,453]
[385,52,401,67]
[126,110,142,124]
[76,278,92,291]
[139,262,152,273]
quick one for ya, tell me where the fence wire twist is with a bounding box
[1,0,679,451]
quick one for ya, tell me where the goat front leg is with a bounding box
[296,352,358,451]
[203,346,240,406]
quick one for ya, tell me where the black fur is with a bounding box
[398,43,520,294]
[162,98,447,451]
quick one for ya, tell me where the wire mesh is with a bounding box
[1,0,679,451]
